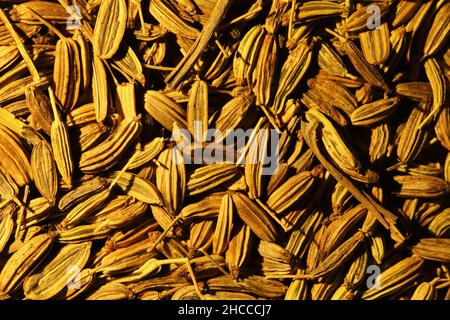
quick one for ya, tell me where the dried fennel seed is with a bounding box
[0,0,448,301]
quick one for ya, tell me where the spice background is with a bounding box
[0,0,449,300]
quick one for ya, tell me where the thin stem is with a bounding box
[0,8,40,83]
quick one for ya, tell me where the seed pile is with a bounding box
[0,0,449,300]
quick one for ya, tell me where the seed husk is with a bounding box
[0,232,56,294]
[23,241,92,300]
[31,139,58,203]
[93,0,127,59]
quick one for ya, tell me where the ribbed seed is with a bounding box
[285,209,323,259]
[58,224,111,243]
[24,197,54,227]
[423,2,450,58]
[127,138,165,170]
[419,58,447,128]
[320,205,367,258]
[65,104,96,127]
[345,247,369,289]
[0,204,14,253]
[87,196,148,230]
[339,4,389,33]
[316,36,352,78]
[179,192,224,221]
[411,282,436,300]
[57,176,108,212]
[343,39,388,90]
[273,40,312,114]
[252,30,278,106]
[392,0,423,28]
[149,0,199,40]
[395,82,432,101]
[113,45,145,86]
[266,170,316,214]
[245,123,269,199]
[396,100,432,163]
[73,30,91,93]
[156,148,186,214]
[294,1,347,22]
[87,283,135,300]
[369,228,385,265]
[233,25,265,86]
[76,122,109,152]
[308,232,365,280]
[10,1,69,24]
[307,78,357,116]
[211,91,254,143]
[427,208,450,237]
[98,237,159,276]
[61,188,111,229]
[436,104,450,151]
[240,276,287,299]
[0,124,32,187]
[187,219,215,253]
